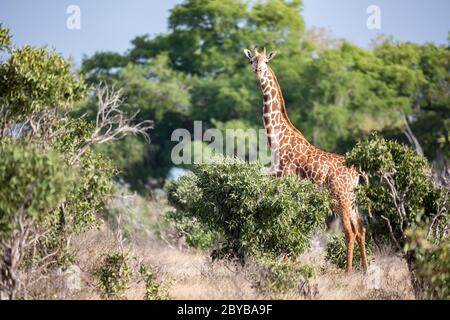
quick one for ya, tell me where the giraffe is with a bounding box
[244,47,368,273]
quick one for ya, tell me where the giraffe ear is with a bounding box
[267,51,277,61]
[243,49,253,60]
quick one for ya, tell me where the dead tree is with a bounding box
[74,84,153,163]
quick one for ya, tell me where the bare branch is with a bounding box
[427,188,449,240]
[380,215,402,251]
[73,84,153,162]
[382,172,407,236]
[403,114,423,157]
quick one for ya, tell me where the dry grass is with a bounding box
[68,227,263,300]
[27,225,412,300]
[21,189,415,300]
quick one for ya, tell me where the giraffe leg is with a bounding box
[345,229,356,273]
[340,214,356,273]
[355,216,369,273]
[357,232,368,273]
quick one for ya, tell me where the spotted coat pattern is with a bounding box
[245,47,368,272]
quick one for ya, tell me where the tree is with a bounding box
[79,0,449,190]
[0,143,74,299]
[78,53,192,187]
[374,41,450,176]
[80,0,310,183]
[0,26,151,299]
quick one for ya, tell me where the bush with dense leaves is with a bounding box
[346,135,448,246]
[94,251,131,298]
[406,229,449,299]
[253,254,316,296]
[346,135,449,298]
[0,142,74,235]
[167,157,332,261]
[0,26,147,299]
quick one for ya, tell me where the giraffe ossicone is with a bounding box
[244,47,369,273]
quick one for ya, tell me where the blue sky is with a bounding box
[0,0,449,65]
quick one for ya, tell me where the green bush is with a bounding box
[95,252,131,298]
[325,235,373,270]
[346,135,449,298]
[0,142,76,299]
[254,255,315,295]
[406,230,450,299]
[40,118,117,265]
[346,135,448,247]
[167,211,218,249]
[0,26,151,299]
[139,264,170,300]
[0,35,85,123]
[167,157,332,261]
[0,142,74,234]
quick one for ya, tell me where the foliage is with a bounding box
[93,135,148,184]
[167,209,218,249]
[0,27,151,299]
[165,172,218,249]
[80,0,310,183]
[0,142,75,299]
[0,26,12,52]
[94,251,131,298]
[0,43,85,126]
[51,118,117,234]
[346,135,448,248]
[167,157,332,261]
[94,250,170,300]
[254,255,315,295]
[374,42,450,161]
[80,0,450,188]
[325,235,373,271]
[25,115,118,266]
[0,143,73,234]
[79,53,191,185]
[406,229,450,300]
[346,135,449,298]
[139,264,169,300]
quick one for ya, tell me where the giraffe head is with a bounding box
[243,47,277,79]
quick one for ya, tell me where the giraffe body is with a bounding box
[244,47,368,273]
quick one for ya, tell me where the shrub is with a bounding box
[40,118,117,266]
[346,135,448,248]
[325,235,373,270]
[0,143,74,299]
[253,255,316,296]
[406,230,450,299]
[346,135,449,298]
[139,264,169,300]
[0,26,151,299]
[94,252,131,298]
[167,211,218,249]
[167,156,332,262]
[0,143,73,229]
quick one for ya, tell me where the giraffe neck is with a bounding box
[260,67,307,148]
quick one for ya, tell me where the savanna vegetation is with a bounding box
[0,0,448,300]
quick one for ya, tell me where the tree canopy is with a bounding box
[79,0,449,188]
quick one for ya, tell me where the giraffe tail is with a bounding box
[359,171,373,224]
